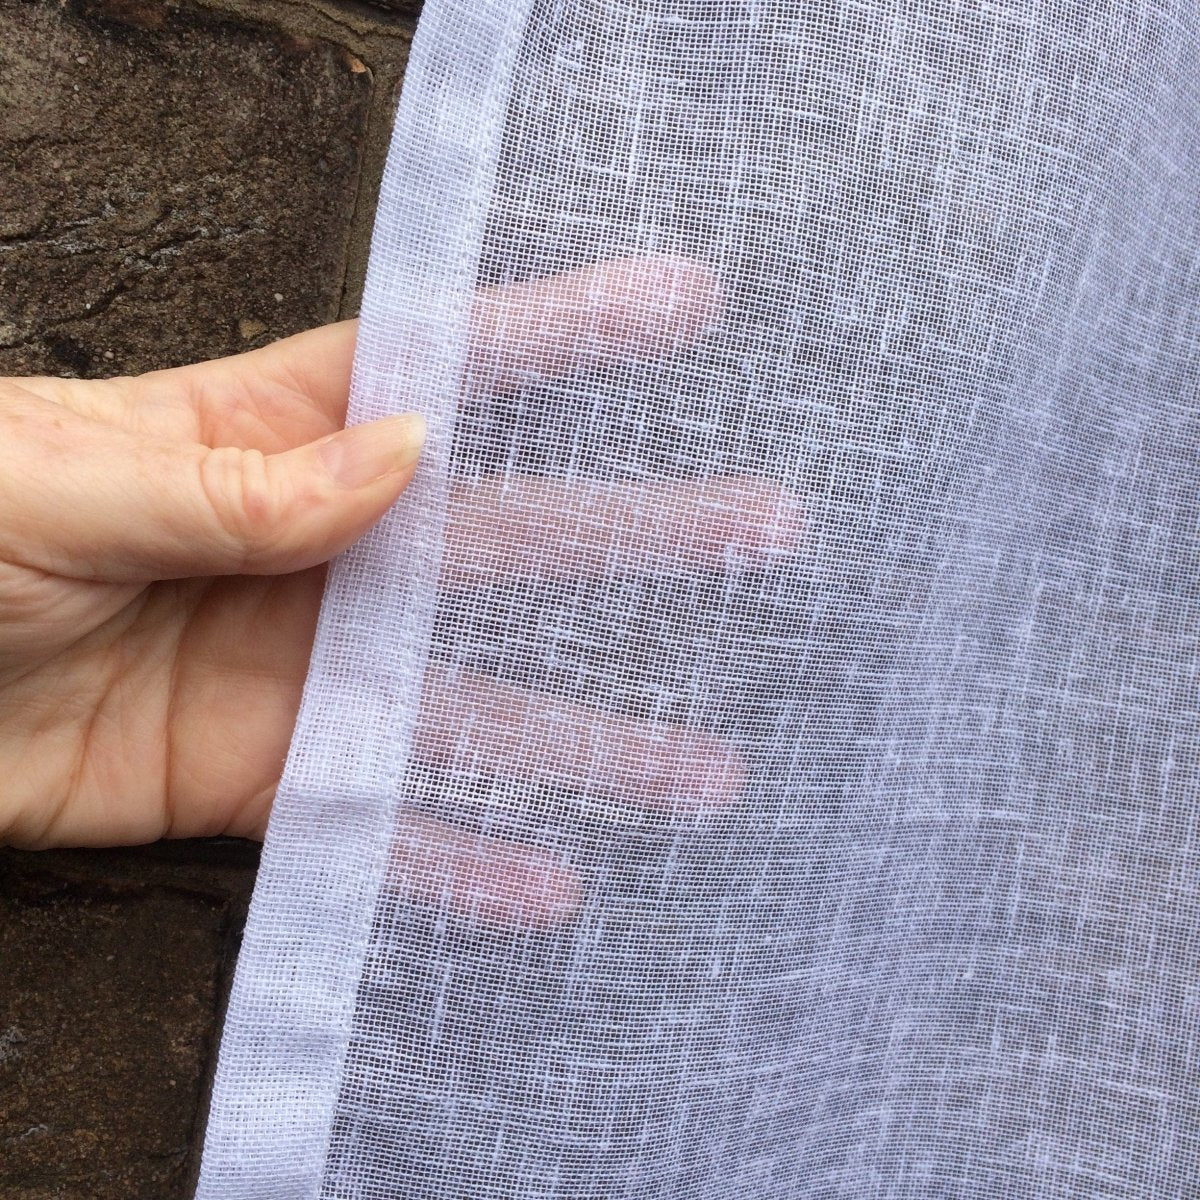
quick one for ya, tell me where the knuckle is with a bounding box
[197,446,290,566]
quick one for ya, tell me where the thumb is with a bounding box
[0,394,427,582]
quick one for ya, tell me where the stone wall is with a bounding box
[0,1,420,1194]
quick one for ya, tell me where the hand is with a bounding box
[0,258,802,927]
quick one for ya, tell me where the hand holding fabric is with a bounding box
[0,259,802,928]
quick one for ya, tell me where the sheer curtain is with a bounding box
[197,1,1200,1196]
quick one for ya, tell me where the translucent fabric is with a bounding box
[196,1,1200,1196]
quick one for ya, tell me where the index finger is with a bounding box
[173,256,722,442]
[465,255,721,395]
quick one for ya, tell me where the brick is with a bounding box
[0,0,373,377]
[0,842,258,1199]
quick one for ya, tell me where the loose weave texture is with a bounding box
[196,1,1200,1196]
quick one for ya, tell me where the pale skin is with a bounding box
[0,258,803,928]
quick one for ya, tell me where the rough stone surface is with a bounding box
[365,0,422,13]
[0,841,259,1199]
[0,0,373,377]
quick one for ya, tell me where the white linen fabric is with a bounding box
[196,1,1200,1196]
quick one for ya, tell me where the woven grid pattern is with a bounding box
[198,1,1200,1196]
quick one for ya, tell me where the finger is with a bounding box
[40,256,719,464]
[0,323,360,450]
[15,257,721,463]
[387,812,583,931]
[414,667,745,812]
[0,391,426,582]
[166,319,360,450]
[442,475,804,588]
[466,256,721,394]
[216,257,719,430]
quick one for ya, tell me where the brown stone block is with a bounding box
[0,841,259,1199]
[0,0,374,377]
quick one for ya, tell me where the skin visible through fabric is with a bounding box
[201,1,1200,1197]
